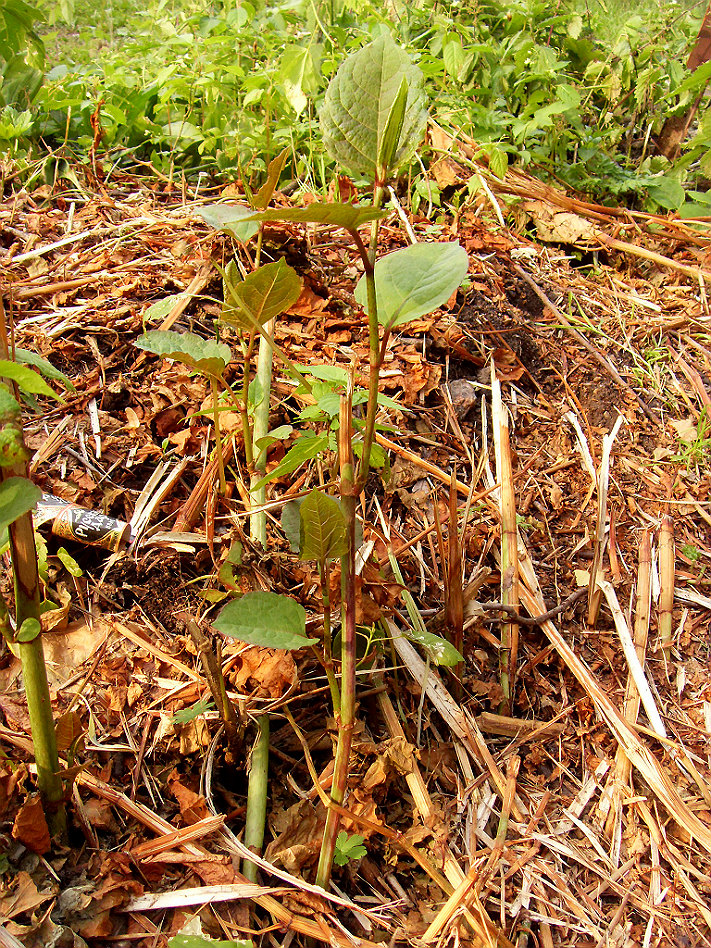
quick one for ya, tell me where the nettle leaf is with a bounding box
[213,591,315,651]
[320,32,428,181]
[135,330,231,380]
[222,258,302,330]
[0,360,63,400]
[355,242,468,328]
[197,204,260,243]
[172,698,215,725]
[244,203,386,230]
[299,489,347,561]
[252,433,328,491]
[0,476,41,534]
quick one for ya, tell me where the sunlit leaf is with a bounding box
[320,32,427,180]
[253,146,291,210]
[213,591,315,650]
[0,360,63,400]
[197,204,260,243]
[221,257,301,330]
[242,203,386,230]
[355,242,468,328]
[135,330,231,379]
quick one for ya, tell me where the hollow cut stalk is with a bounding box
[491,365,519,714]
[316,393,357,889]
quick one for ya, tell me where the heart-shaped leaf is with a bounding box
[135,330,232,379]
[355,242,468,328]
[221,257,302,330]
[299,489,347,561]
[320,33,428,181]
[197,204,260,243]
[213,591,315,651]
[243,203,386,230]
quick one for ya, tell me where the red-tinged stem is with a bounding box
[316,393,356,889]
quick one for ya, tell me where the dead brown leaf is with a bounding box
[12,794,51,854]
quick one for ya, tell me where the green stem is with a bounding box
[243,713,269,882]
[210,377,227,495]
[320,558,340,714]
[349,182,385,493]
[316,394,357,889]
[240,332,256,471]
[3,480,66,838]
[249,319,275,545]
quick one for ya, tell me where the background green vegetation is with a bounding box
[1,0,707,212]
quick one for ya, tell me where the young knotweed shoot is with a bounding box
[0,347,70,838]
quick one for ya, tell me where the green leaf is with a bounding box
[251,433,328,491]
[169,936,253,948]
[142,293,189,325]
[334,830,367,866]
[213,591,315,651]
[281,500,302,553]
[320,32,428,180]
[135,330,231,380]
[221,258,301,330]
[278,45,320,117]
[57,547,82,577]
[299,489,347,561]
[0,360,62,400]
[253,146,291,210]
[242,203,386,230]
[172,699,215,725]
[0,476,41,535]
[377,75,408,178]
[355,242,468,328]
[16,617,41,643]
[14,348,74,392]
[197,204,260,243]
[404,624,464,667]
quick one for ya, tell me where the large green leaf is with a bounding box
[196,204,260,243]
[213,591,315,651]
[320,32,428,181]
[243,203,386,230]
[0,360,62,400]
[355,242,468,328]
[299,489,347,561]
[135,330,231,379]
[221,258,301,330]
[14,347,75,392]
[0,476,41,534]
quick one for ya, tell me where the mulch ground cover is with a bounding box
[1,145,711,948]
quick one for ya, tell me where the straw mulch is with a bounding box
[1,148,710,948]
